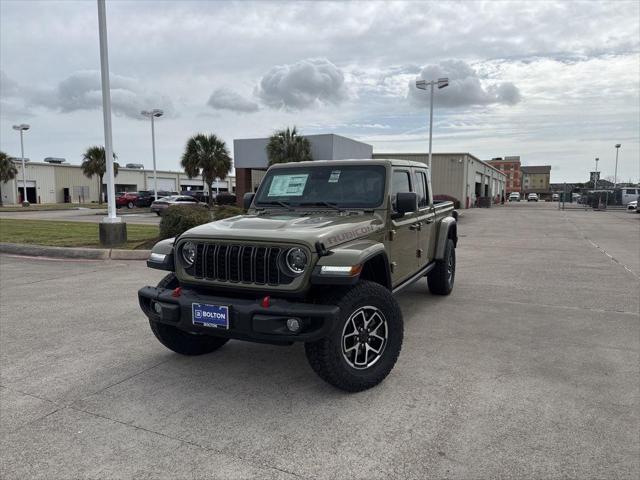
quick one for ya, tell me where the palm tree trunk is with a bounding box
[0,184,3,207]
[207,181,213,207]
[98,175,103,204]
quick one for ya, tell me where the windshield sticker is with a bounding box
[328,170,341,183]
[268,174,309,197]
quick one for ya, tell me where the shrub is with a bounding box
[159,205,212,240]
[214,205,244,220]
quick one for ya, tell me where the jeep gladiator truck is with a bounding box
[139,159,457,391]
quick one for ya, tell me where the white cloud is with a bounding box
[408,60,522,108]
[28,71,175,119]
[256,58,348,109]
[207,88,259,113]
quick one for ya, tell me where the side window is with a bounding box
[415,170,430,207]
[392,170,411,211]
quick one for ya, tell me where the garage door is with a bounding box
[149,178,176,192]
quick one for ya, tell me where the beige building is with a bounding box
[373,152,506,208]
[521,165,551,197]
[1,161,235,205]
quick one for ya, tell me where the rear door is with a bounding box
[413,167,437,265]
[389,168,419,285]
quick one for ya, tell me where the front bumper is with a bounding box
[138,284,340,345]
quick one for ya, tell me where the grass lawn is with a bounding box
[0,203,107,212]
[0,218,158,249]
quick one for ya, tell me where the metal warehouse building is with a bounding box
[373,152,506,208]
[1,161,235,205]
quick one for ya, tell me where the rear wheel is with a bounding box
[148,273,229,356]
[127,201,134,209]
[305,281,403,392]
[427,238,456,295]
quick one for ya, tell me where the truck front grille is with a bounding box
[191,243,293,286]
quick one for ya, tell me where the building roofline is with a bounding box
[18,161,235,178]
[373,152,506,176]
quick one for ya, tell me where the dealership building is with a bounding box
[1,160,235,205]
[234,134,506,209]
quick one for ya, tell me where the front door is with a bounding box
[413,167,436,266]
[388,168,419,285]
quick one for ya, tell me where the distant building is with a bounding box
[1,161,235,205]
[372,152,506,208]
[521,165,551,197]
[486,156,521,194]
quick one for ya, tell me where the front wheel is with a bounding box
[127,201,134,209]
[305,281,403,392]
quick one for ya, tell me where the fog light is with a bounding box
[153,302,162,315]
[286,318,301,332]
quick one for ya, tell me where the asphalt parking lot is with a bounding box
[1,204,638,479]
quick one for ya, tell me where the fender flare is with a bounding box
[434,217,457,260]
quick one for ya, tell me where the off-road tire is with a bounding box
[427,238,455,295]
[304,281,403,392]
[149,273,229,355]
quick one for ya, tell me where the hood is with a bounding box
[181,212,385,249]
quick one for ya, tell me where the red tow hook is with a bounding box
[261,295,270,308]
[172,287,182,298]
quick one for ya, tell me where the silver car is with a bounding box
[150,195,208,216]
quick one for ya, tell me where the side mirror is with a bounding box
[243,192,255,210]
[396,192,417,216]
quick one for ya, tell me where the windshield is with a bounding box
[255,165,386,209]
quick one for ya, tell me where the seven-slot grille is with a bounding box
[190,243,294,285]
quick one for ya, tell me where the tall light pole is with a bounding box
[614,144,621,188]
[416,77,449,169]
[141,109,163,200]
[12,124,30,206]
[594,157,599,190]
[96,0,126,245]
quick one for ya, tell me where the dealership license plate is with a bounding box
[192,303,229,329]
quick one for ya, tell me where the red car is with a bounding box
[115,192,140,209]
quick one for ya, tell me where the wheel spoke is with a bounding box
[367,342,382,355]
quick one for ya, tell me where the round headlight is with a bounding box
[285,247,307,275]
[181,241,197,266]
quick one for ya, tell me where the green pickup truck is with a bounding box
[139,159,457,391]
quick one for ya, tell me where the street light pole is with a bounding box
[416,77,449,169]
[97,0,118,222]
[12,124,30,206]
[614,144,621,188]
[141,109,163,201]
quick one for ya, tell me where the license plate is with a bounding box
[192,303,229,329]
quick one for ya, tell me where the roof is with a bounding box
[268,158,429,169]
[521,165,551,174]
[373,152,506,176]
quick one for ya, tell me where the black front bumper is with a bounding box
[138,285,340,345]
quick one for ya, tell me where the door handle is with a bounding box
[425,218,434,224]
[409,222,422,231]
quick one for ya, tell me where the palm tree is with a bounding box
[266,126,312,165]
[81,146,119,204]
[0,151,18,206]
[181,133,232,206]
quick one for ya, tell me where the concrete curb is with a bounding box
[0,243,150,260]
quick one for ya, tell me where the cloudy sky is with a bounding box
[1,0,638,182]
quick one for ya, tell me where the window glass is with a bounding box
[414,170,429,207]
[255,165,386,208]
[391,170,411,211]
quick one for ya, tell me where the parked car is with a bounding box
[527,193,539,202]
[552,193,560,201]
[508,192,521,202]
[136,190,176,208]
[150,195,208,216]
[115,192,140,209]
[140,158,458,391]
[626,199,638,212]
[215,192,237,205]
